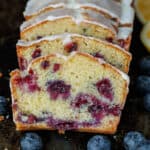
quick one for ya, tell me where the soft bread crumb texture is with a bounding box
[21,17,115,41]
[17,34,131,72]
[10,53,129,133]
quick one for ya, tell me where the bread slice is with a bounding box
[20,7,118,41]
[10,52,129,134]
[17,34,132,73]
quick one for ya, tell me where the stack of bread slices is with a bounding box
[10,0,134,134]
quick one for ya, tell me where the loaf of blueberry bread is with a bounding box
[22,0,134,50]
[17,33,132,73]
[21,7,118,42]
[10,52,129,133]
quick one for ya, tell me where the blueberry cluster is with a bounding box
[123,131,150,150]
[136,56,150,111]
[87,132,150,150]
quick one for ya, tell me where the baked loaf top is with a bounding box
[21,7,118,35]
[24,0,134,25]
[24,0,121,18]
[10,52,129,133]
[17,33,132,73]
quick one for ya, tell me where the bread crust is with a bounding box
[15,116,120,134]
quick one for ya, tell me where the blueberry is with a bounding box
[143,94,150,111]
[135,76,150,95]
[0,96,8,115]
[20,132,43,150]
[139,56,150,75]
[87,135,111,150]
[137,140,150,150]
[123,131,145,150]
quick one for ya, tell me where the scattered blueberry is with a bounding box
[87,135,111,150]
[143,94,150,112]
[123,131,145,150]
[65,42,78,53]
[0,96,8,115]
[46,80,71,100]
[137,140,150,150]
[32,48,41,59]
[135,76,150,95]
[20,132,43,150]
[96,79,113,101]
[139,56,150,75]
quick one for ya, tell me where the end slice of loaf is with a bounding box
[10,52,129,134]
[17,34,132,73]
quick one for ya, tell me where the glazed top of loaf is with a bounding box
[21,7,118,33]
[24,0,134,25]
[24,0,121,18]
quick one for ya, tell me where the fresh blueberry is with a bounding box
[139,56,150,75]
[135,76,150,95]
[123,131,145,150]
[137,140,150,150]
[87,135,111,150]
[20,132,43,150]
[0,96,8,115]
[143,94,150,111]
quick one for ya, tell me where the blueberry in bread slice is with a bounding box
[17,34,132,73]
[10,52,129,133]
[20,7,118,41]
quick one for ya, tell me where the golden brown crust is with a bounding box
[14,115,120,134]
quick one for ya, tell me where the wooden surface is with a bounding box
[0,1,150,149]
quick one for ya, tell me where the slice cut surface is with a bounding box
[10,52,129,133]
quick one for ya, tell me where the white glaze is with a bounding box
[24,0,134,25]
[22,0,134,42]
[21,7,117,34]
[24,0,121,17]
[120,0,134,24]
[62,34,72,45]
[117,26,133,40]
